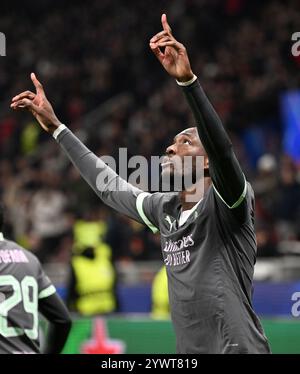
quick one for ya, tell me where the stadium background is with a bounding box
[1,0,300,353]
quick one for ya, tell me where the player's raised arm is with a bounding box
[11,75,158,233]
[11,73,62,134]
[150,14,246,214]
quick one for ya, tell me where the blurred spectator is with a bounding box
[67,245,117,316]
[253,153,278,222]
[67,214,117,315]
[151,266,170,319]
[275,156,300,223]
[30,172,71,262]
[255,221,280,258]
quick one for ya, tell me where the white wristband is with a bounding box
[176,74,197,87]
[53,124,67,140]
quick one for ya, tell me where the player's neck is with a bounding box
[179,177,211,211]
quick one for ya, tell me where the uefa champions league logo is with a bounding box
[0,32,6,56]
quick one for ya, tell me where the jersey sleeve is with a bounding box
[135,192,162,233]
[39,293,72,354]
[55,128,147,225]
[213,181,255,225]
[181,80,248,221]
[37,263,56,300]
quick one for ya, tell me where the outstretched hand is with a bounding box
[150,14,194,82]
[11,73,61,134]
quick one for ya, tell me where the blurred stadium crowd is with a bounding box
[0,0,300,270]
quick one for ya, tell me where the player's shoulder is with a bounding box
[3,239,40,265]
[150,191,178,208]
[210,178,255,224]
[244,181,255,207]
[211,179,254,206]
[246,181,254,197]
[143,191,176,205]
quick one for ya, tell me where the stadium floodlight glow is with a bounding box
[0,32,6,56]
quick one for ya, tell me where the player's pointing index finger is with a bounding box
[161,13,172,34]
[31,72,44,95]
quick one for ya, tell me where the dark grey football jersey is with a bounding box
[56,128,271,354]
[0,238,56,353]
[141,185,271,353]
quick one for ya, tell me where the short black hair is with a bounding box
[0,203,4,232]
